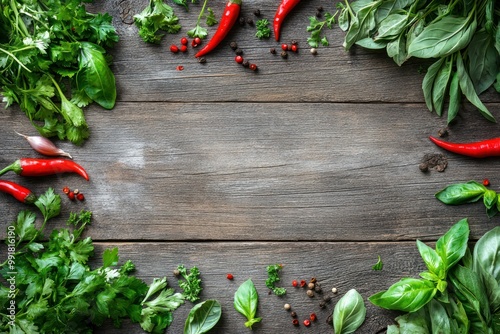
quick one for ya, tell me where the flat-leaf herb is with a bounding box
[234,278,262,329]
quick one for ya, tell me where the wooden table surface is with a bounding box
[1,0,499,333]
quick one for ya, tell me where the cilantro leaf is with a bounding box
[206,8,218,26]
[306,12,337,48]
[11,210,38,245]
[103,247,119,268]
[187,24,208,39]
[134,0,181,44]
[172,0,189,10]
[35,188,61,223]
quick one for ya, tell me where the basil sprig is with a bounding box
[184,300,222,334]
[371,219,500,333]
[333,289,366,334]
[234,279,262,329]
[435,180,500,217]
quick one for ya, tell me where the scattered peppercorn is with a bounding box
[310,313,317,321]
[419,162,429,172]
[235,48,243,55]
[292,319,299,326]
[180,37,188,45]
[317,6,324,11]
[180,45,188,52]
[290,311,297,318]
[173,269,180,276]
[437,127,449,137]
[291,40,298,45]
[249,63,258,71]
[68,191,75,200]
[323,295,332,303]
[308,282,315,290]
[253,9,261,16]
[303,319,311,327]
[310,48,318,55]
[230,41,238,50]
[73,188,79,194]
[291,44,298,53]
[331,287,338,294]
[281,51,288,59]
[284,303,291,310]
[235,55,244,64]
[306,289,314,297]
[198,57,206,64]
[242,60,250,68]
[191,40,199,48]
[483,179,490,186]
[281,43,288,51]
[314,284,322,293]
[62,186,70,194]
[170,45,179,53]
[176,65,184,71]
[239,17,246,25]
[270,47,276,54]
[316,10,322,17]
[246,17,254,25]
[76,193,85,201]
[193,37,201,45]
[319,300,326,308]
[226,273,234,280]
[292,279,298,287]
[300,280,306,287]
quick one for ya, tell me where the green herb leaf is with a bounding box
[417,240,444,279]
[447,71,461,123]
[187,24,208,39]
[234,278,262,329]
[177,265,203,302]
[134,0,181,44]
[172,0,188,10]
[372,255,384,270]
[265,264,286,296]
[11,210,38,244]
[184,299,222,334]
[369,278,437,312]
[435,218,469,272]
[35,188,61,223]
[333,289,366,334]
[466,28,499,95]
[422,58,445,112]
[255,19,271,39]
[435,181,487,205]
[431,57,452,116]
[206,8,218,26]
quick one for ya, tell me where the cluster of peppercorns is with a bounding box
[284,303,317,328]
[229,41,258,71]
[269,40,299,59]
[170,36,207,64]
[238,8,261,27]
[62,186,85,201]
[315,6,324,18]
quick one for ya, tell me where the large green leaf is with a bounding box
[234,279,261,329]
[78,42,116,110]
[431,57,452,116]
[435,218,469,272]
[422,58,445,112]
[408,16,476,59]
[184,300,222,334]
[467,28,500,95]
[333,289,366,334]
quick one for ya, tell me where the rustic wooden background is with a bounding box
[1,0,499,333]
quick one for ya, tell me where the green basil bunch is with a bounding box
[234,279,262,329]
[370,219,500,333]
[337,0,500,124]
[436,180,499,217]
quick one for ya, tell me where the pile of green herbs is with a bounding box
[338,0,500,124]
[370,218,500,333]
[0,189,208,334]
[0,0,118,144]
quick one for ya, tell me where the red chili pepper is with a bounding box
[0,180,37,204]
[195,0,241,58]
[0,158,89,180]
[273,0,301,41]
[429,136,500,158]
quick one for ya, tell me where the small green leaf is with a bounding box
[422,58,445,112]
[431,57,452,116]
[184,300,222,334]
[234,278,261,329]
[372,255,384,270]
[103,247,119,268]
[447,71,461,123]
[417,240,444,279]
[35,188,61,223]
[435,181,486,205]
[333,289,366,334]
[369,278,436,312]
[435,218,469,272]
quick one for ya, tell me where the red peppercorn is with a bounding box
[226,273,234,280]
[76,193,85,201]
[483,179,490,186]
[194,37,202,45]
[303,319,311,327]
[235,55,244,64]
[300,280,306,287]
[180,37,188,45]
[281,43,288,51]
[292,279,298,287]
[191,40,198,48]
[310,313,317,321]
[176,65,184,71]
[180,45,188,52]
[291,44,298,52]
[62,186,70,194]
[68,191,75,200]
[249,63,258,71]
[170,45,179,53]
[292,319,299,326]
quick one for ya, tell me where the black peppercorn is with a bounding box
[315,285,322,293]
[319,301,326,309]
[290,311,297,318]
[246,18,254,25]
[316,11,322,18]
[242,60,249,67]
[419,162,429,172]
[235,48,243,55]
[239,17,246,25]
[270,48,276,54]
[317,6,324,11]
[198,57,206,64]
[253,9,261,16]
[323,295,332,303]
[281,51,288,58]
[438,128,448,137]
[230,41,238,50]
[291,40,298,46]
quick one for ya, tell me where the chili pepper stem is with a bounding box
[0,160,22,176]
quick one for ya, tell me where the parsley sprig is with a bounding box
[266,264,286,296]
[306,12,338,47]
[256,19,272,39]
[0,0,118,144]
[0,189,187,333]
[134,0,181,43]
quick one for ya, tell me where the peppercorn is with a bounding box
[235,48,243,55]
[170,45,179,53]
[292,319,299,326]
[319,301,326,308]
[316,10,322,17]
[303,319,311,327]
[76,193,85,201]
[230,41,238,50]
[310,48,318,55]
[314,284,322,293]
[180,37,188,45]
[291,44,298,53]
[291,40,298,45]
[483,179,490,186]
[292,279,298,287]
[290,311,297,318]
[419,162,429,172]
[284,303,291,310]
[308,282,315,290]
[249,63,258,71]
[280,51,288,59]
[68,191,75,200]
[323,295,332,303]
[62,186,70,194]
[310,313,317,322]
[242,60,250,68]
[73,188,79,194]
[300,280,306,287]
[226,273,234,280]
[281,43,288,51]
[193,37,201,45]
[198,57,206,64]
[180,45,188,52]
[246,18,254,25]
[270,48,276,54]
[437,127,449,137]
[253,9,261,16]
[317,6,324,11]
[331,287,338,294]
[239,17,246,25]
[306,289,314,297]
[235,55,244,64]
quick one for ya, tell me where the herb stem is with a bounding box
[0,47,32,73]
[196,0,209,25]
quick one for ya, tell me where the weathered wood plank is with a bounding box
[0,241,428,333]
[86,0,499,104]
[1,102,499,241]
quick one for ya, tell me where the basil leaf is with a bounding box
[422,58,445,112]
[333,289,366,334]
[435,218,469,272]
[429,299,451,334]
[78,42,116,110]
[338,6,350,31]
[408,15,476,59]
[447,71,461,123]
[376,13,408,40]
[234,279,261,329]
[355,37,387,49]
[456,52,496,122]
[386,308,430,333]
[473,226,500,311]
[386,32,407,66]
[431,57,452,116]
[369,278,436,312]
[483,189,497,209]
[417,240,444,279]
[375,0,414,23]
[435,181,487,205]
[467,28,500,95]
[343,3,380,50]
[184,300,222,334]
